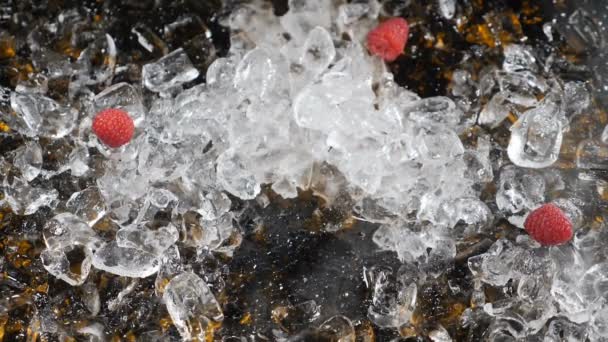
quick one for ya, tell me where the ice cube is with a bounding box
[234,48,279,99]
[502,45,537,73]
[508,102,563,169]
[41,247,92,286]
[206,57,236,89]
[142,48,200,93]
[405,97,465,130]
[92,241,160,278]
[42,213,98,250]
[116,222,178,256]
[163,272,223,341]
[478,91,516,128]
[10,92,78,138]
[300,26,335,79]
[155,245,183,296]
[563,81,590,118]
[67,144,90,177]
[495,166,545,227]
[293,83,341,131]
[92,82,146,127]
[73,34,117,86]
[216,149,261,200]
[16,74,48,94]
[12,140,42,182]
[148,188,178,209]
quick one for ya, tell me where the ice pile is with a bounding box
[0,0,606,340]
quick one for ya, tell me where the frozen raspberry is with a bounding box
[366,17,410,62]
[92,108,135,148]
[524,203,573,246]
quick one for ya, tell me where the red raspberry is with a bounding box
[92,108,135,148]
[367,17,410,62]
[524,204,573,246]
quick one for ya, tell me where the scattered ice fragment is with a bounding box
[43,213,98,250]
[436,197,492,233]
[566,9,604,52]
[198,190,231,220]
[131,23,168,57]
[405,96,465,130]
[206,57,236,89]
[92,241,160,278]
[12,140,42,182]
[317,315,355,342]
[142,48,200,93]
[272,300,321,332]
[163,272,224,341]
[67,186,108,225]
[116,222,178,256]
[366,265,417,328]
[508,102,563,169]
[196,213,235,250]
[478,91,515,128]
[545,318,589,341]
[67,144,90,177]
[234,48,277,99]
[563,81,590,118]
[41,247,92,286]
[463,136,494,183]
[41,213,98,286]
[579,263,608,303]
[438,0,455,19]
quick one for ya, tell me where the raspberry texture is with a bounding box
[366,17,410,62]
[524,203,573,246]
[92,108,135,148]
